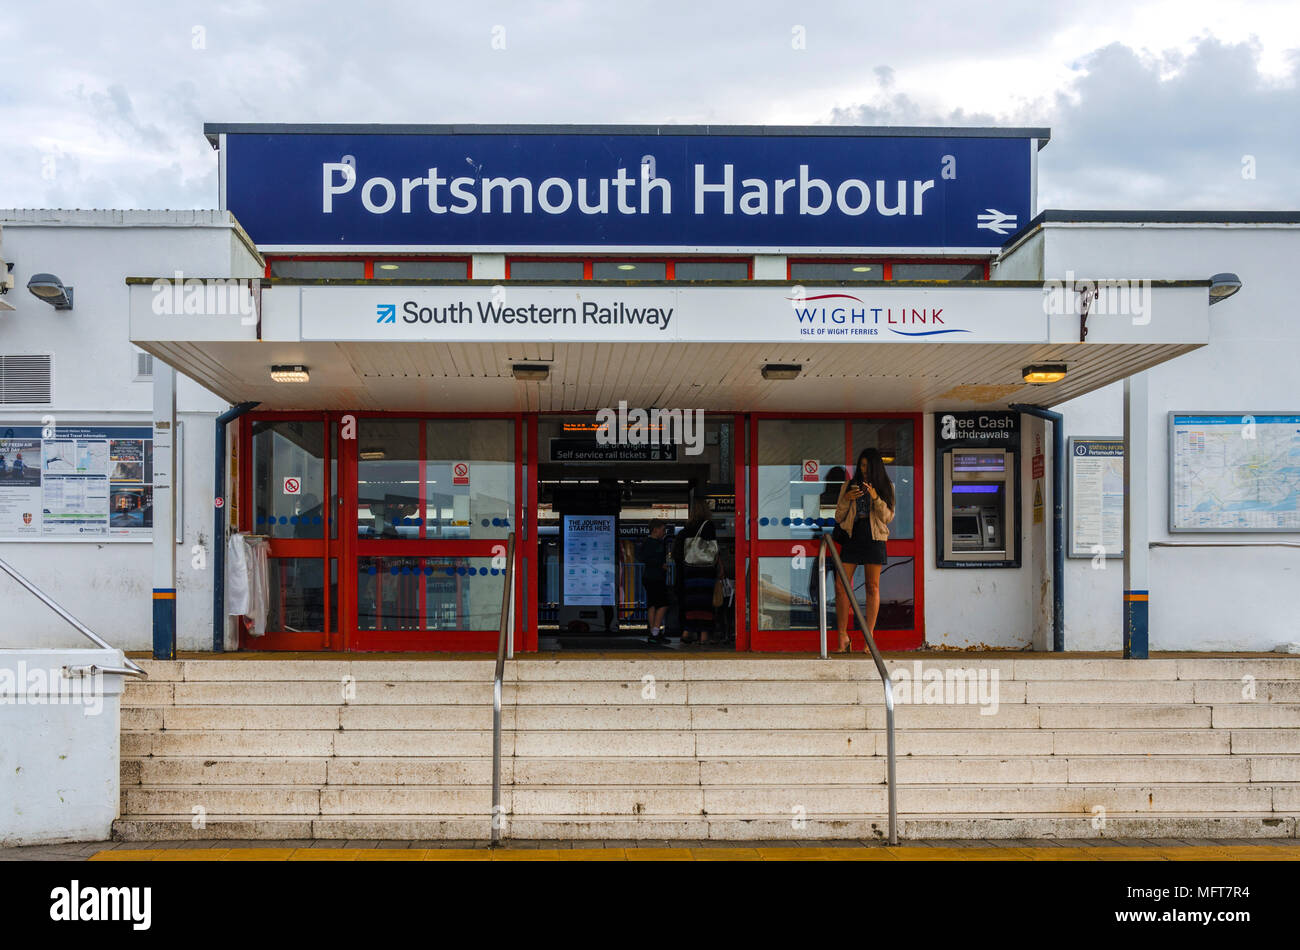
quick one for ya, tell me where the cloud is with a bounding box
[1039,38,1300,208]
[829,36,1300,209]
[0,4,1296,213]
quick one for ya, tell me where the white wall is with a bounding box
[0,649,125,845]
[1041,223,1300,651]
[0,212,260,652]
[921,413,1051,649]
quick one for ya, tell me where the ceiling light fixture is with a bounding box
[1022,364,1067,384]
[761,363,802,380]
[270,364,310,383]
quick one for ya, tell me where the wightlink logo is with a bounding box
[787,291,969,338]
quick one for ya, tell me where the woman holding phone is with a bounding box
[832,448,896,653]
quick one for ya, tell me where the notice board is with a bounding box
[1068,437,1125,558]
[0,425,155,540]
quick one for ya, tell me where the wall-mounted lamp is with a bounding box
[761,363,802,380]
[270,364,310,383]
[1022,364,1068,384]
[27,273,74,310]
[1208,273,1242,304]
[512,363,550,381]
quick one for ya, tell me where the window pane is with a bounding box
[356,557,421,630]
[424,557,506,630]
[373,260,468,278]
[269,260,365,279]
[425,419,515,538]
[757,555,913,631]
[357,556,506,631]
[357,420,421,539]
[675,261,748,280]
[266,557,327,632]
[252,420,325,539]
[851,420,915,539]
[510,260,584,280]
[757,556,827,630]
[788,262,883,281]
[891,262,984,280]
[592,261,667,279]
[756,420,844,539]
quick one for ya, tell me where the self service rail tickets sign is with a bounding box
[222,131,1036,250]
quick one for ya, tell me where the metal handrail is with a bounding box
[0,554,146,677]
[491,532,516,847]
[816,533,897,845]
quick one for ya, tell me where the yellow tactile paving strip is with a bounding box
[89,845,1300,862]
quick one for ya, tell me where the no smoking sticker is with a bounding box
[283,477,301,495]
[453,462,470,486]
[801,459,820,482]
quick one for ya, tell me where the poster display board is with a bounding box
[0,425,155,539]
[1068,437,1125,558]
[1169,413,1300,532]
[562,514,616,606]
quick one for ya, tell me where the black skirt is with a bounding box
[839,519,887,565]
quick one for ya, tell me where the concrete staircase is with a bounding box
[115,656,1300,840]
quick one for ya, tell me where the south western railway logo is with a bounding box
[788,293,969,337]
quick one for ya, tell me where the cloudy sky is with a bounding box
[2,0,1297,212]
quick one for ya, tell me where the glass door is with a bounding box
[747,414,922,651]
[241,413,339,650]
[349,416,521,650]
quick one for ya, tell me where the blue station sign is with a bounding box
[213,125,1046,251]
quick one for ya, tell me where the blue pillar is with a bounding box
[1122,373,1150,659]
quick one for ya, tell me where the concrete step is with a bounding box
[123,754,1300,789]
[113,657,1300,843]
[118,780,1300,818]
[110,812,1298,842]
[127,701,1287,733]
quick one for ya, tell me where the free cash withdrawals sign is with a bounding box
[297,284,1051,344]
[221,129,1037,250]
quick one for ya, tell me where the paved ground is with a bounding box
[5,838,1299,861]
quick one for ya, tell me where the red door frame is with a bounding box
[745,412,924,652]
[234,409,921,653]
[237,410,523,652]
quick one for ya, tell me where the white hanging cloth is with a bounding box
[226,534,271,637]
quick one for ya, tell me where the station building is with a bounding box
[3,124,1297,657]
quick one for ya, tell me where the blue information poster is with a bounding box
[562,515,616,606]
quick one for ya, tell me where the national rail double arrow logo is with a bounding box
[976,208,1018,235]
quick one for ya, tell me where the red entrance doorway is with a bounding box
[234,411,922,652]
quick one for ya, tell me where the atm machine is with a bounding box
[942,448,1015,564]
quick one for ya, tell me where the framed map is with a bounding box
[1169,413,1300,532]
